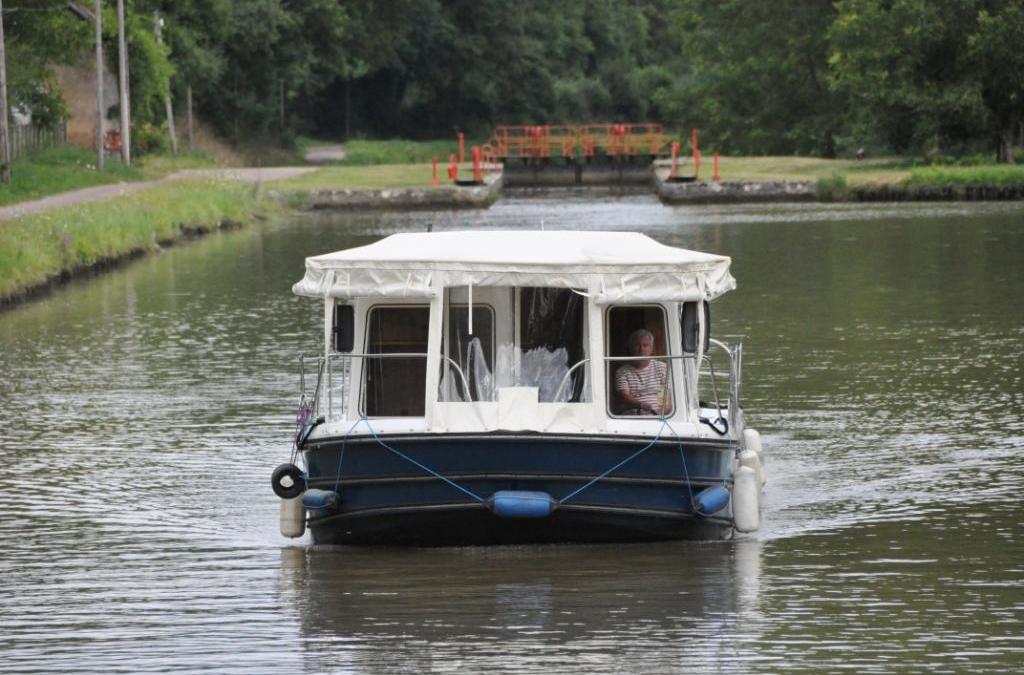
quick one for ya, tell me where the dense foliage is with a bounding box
[6,0,1023,160]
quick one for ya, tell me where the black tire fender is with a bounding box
[271,463,306,499]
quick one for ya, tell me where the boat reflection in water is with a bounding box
[277,540,765,670]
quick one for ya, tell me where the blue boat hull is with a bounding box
[302,432,736,546]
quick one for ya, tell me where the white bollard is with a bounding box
[732,465,760,533]
[279,496,306,538]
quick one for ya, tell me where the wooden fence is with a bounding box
[8,122,68,161]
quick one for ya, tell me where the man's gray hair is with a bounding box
[628,328,654,350]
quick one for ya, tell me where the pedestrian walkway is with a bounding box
[0,166,317,221]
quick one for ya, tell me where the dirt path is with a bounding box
[304,144,347,164]
[0,166,317,221]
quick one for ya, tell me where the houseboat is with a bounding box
[272,231,766,545]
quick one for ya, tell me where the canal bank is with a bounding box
[5,156,1024,310]
[282,172,502,210]
[0,177,281,309]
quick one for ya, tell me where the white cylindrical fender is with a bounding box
[737,448,763,501]
[733,465,760,533]
[744,427,763,455]
[743,428,767,487]
[279,496,306,538]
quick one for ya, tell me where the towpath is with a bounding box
[0,166,317,221]
[303,144,347,164]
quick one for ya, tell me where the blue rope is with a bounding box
[556,419,669,507]
[664,420,695,507]
[331,418,364,494]
[357,418,486,503]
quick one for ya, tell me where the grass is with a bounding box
[0,178,273,303]
[904,164,1024,187]
[0,146,144,206]
[712,156,914,186]
[266,163,439,190]
[295,137,467,165]
[135,150,222,175]
[0,146,226,208]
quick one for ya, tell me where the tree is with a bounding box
[2,0,90,129]
[666,0,843,157]
[968,3,1024,162]
[829,0,1023,161]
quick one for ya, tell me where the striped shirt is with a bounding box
[615,360,670,414]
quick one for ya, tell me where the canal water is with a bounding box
[1,194,1021,673]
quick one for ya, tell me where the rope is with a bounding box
[321,417,699,513]
[345,417,486,503]
[332,417,364,494]
[664,420,696,507]
[289,396,313,465]
[556,419,669,507]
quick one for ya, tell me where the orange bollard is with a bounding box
[447,154,458,183]
[712,153,720,182]
[472,146,482,183]
[694,150,701,181]
[458,133,465,163]
[432,157,439,187]
[670,142,680,179]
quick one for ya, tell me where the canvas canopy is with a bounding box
[292,231,736,304]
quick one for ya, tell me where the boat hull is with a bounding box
[302,432,736,546]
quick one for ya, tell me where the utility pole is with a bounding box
[0,0,12,183]
[94,0,104,172]
[186,84,193,150]
[117,0,130,165]
[153,11,176,155]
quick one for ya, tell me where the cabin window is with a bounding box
[362,305,429,417]
[606,305,674,417]
[440,304,495,402]
[519,288,587,402]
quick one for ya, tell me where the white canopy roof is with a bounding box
[292,231,736,304]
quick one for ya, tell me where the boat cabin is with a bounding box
[292,231,739,439]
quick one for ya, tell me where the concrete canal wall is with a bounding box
[656,176,817,204]
[502,156,655,187]
[850,184,1024,202]
[296,174,503,210]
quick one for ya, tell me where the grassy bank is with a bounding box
[0,146,221,207]
[708,156,1024,200]
[714,156,914,186]
[0,178,273,305]
[0,147,143,206]
[266,163,437,191]
[905,164,1024,187]
[296,137,466,165]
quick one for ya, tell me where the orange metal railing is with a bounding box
[487,123,668,160]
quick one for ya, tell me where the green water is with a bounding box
[1,196,1021,672]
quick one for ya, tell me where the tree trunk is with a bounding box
[95,0,104,172]
[345,78,351,140]
[117,0,131,165]
[154,12,177,155]
[186,84,193,150]
[996,125,1015,164]
[0,0,11,183]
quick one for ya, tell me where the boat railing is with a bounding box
[300,352,472,420]
[300,342,743,428]
[701,339,743,435]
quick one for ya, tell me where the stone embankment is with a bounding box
[850,184,1024,201]
[293,174,503,210]
[656,176,816,204]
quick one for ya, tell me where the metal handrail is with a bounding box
[300,352,474,418]
[551,353,699,404]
